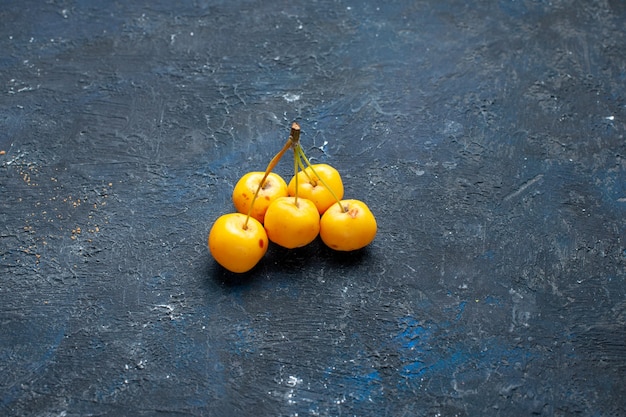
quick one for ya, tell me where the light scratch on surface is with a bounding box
[503,174,543,202]
[282,93,300,102]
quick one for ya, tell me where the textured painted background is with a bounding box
[1,0,625,416]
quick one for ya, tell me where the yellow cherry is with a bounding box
[288,163,344,214]
[264,196,320,249]
[320,199,377,251]
[232,171,288,224]
[208,213,268,273]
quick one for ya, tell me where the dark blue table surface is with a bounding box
[1,1,625,416]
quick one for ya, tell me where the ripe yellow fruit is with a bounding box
[232,172,288,224]
[320,199,377,251]
[208,213,268,273]
[264,197,320,249]
[288,163,344,214]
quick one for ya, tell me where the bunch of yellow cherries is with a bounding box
[208,122,377,273]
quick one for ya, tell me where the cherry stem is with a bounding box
[296,144,347,213]
[293,144,302,207]
[297,157,313,183]
[243,123,301,229]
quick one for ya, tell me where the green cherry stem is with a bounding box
[293,141,299,206]
[297,156,312,183]
[243,123,301,229]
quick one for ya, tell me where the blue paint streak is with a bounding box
[484,295,502,306]
[397,316,433,351]
[394,315,536,393]
[456,301,467,321]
